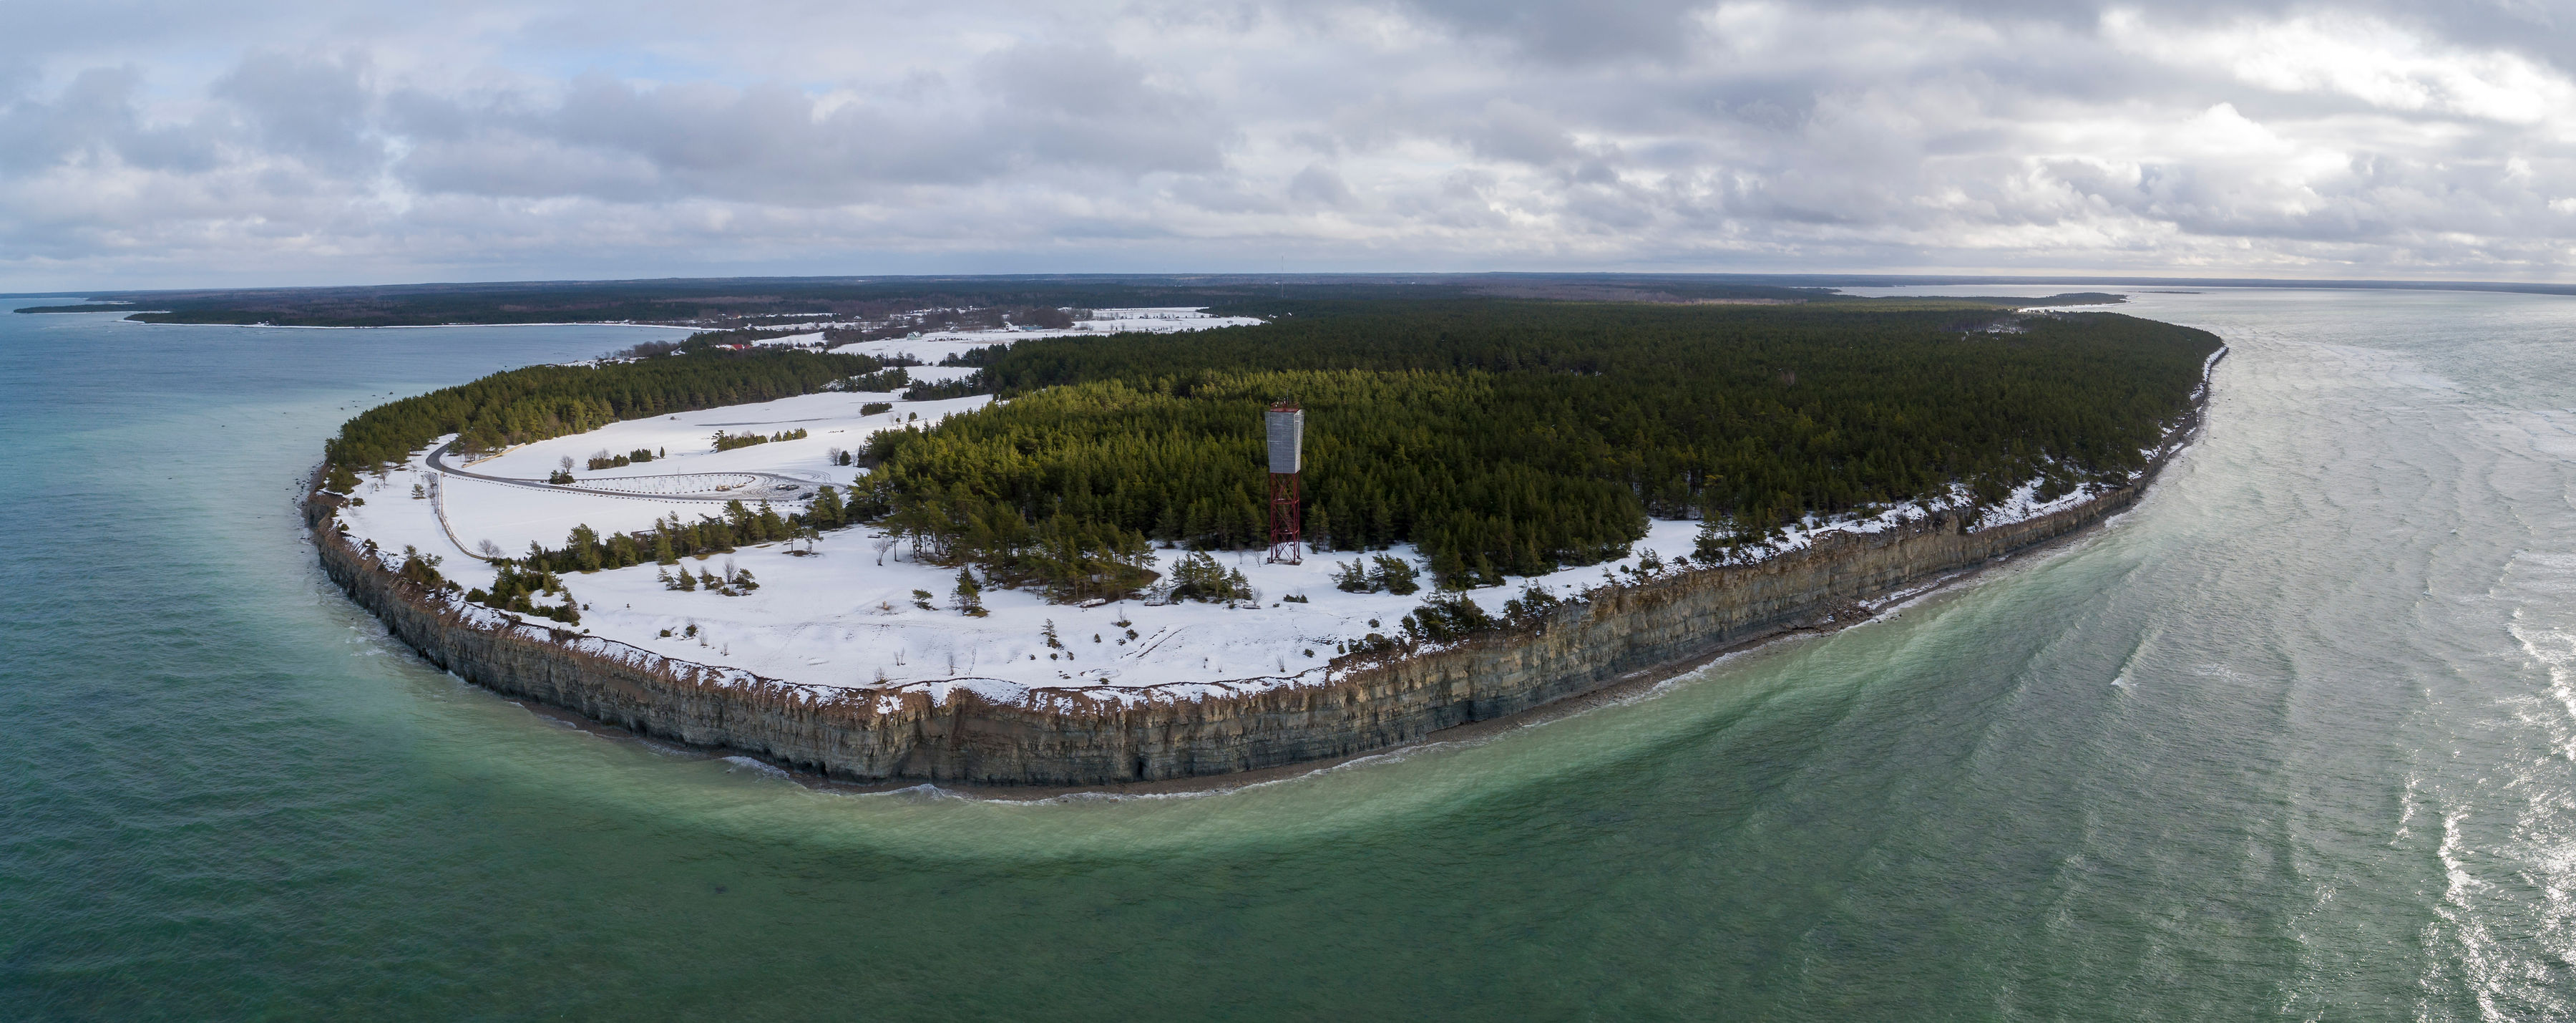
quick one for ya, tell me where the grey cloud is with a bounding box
[1397,0,1711,62]
[976,42,1230,175]
[0,67,220,174]
[4,0,2575,288]
[1456,102,1578,165]
[399,133,671,203]
[376,44,1224,207]
[1288,164,1355,206]
[212,51,381,170]
[1160,173,1289,214]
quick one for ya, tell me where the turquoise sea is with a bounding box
[5,289,2575,1019]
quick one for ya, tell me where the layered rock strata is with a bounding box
[308,474,2160,785]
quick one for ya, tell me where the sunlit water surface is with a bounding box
[4,290,2574,1019]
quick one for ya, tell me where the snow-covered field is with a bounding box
[331,308,2168,708]
[821,307,1263,367]
[368,388,997,553]
[461,389,991,483]
[340,472,2115,708]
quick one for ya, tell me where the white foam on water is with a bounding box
[2414,551,2576,1020]
[720,755,789,778]
[2512,615,2576,762]
[2396,770,2423,845]
[838,782,975,803]
[2421,805,2498,1021]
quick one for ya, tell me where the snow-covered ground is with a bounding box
[339,468,2118,707]
[331,307,2175,709]
[822,307,1263,367]
[371,388,996,553]
[462,389,990,483]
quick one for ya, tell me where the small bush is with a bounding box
[396,546,445,588]
[1331,556,1420,595]
[1373,556,1420,595]
[1402,593,1496,644]
[469,561,578,624]
[1501,583,1563,629]
[1158,551,1252,603]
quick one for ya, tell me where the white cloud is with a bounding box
[2,0,2573,288]
[2104,9,2576,126]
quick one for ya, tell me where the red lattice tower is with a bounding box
[1266,401,1304,564]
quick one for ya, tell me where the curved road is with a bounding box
[425,440,820,504]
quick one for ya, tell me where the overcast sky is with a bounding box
[6,0,2573,290]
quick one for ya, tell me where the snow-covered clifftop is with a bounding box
[307,331,2218,785]
[308,462,2164,785]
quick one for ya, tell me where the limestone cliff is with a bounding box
[308,477,2152,785]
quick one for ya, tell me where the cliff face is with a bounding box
[307,484,2142,785]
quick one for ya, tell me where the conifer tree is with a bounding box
[569,525,602,572]
[810,485,846,528]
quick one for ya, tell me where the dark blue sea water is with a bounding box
[4,290,2574,1019]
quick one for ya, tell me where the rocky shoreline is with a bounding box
[308,369,2211,787]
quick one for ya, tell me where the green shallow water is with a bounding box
[4,291,2575,1019]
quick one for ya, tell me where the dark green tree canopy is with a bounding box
[864,301,2219,589]
[322,299,2219,598]
[324,348,882,469]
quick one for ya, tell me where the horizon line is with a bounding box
[9,270,2576,301]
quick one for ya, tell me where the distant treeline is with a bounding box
[862,301,2220,589]
[821,305,1078,346]
[711,427,807,452]
[78,274,1844,327]
[324,349,882,470]
[514,492,872,576]
[608,329,818,359]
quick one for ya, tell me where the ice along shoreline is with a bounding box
[304,349,2219,787]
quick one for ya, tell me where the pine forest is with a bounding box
[866,300,2221,589]
[321,299,2222,598]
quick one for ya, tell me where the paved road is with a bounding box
[425,440,819,503]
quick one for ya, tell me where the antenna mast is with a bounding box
[1265,400,1304,564]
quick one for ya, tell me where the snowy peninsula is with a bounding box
[310,299,2223,784]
